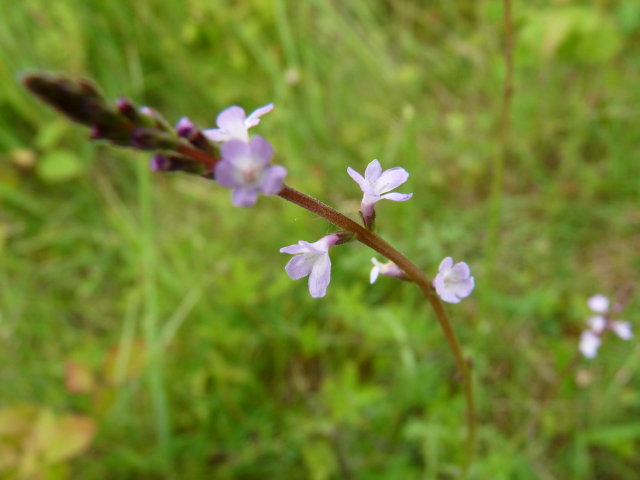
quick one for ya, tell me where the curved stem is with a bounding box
[279,185,476,470]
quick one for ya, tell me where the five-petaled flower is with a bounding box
[215,136,286,207]
[347,159,412,229]
[369,258,406,284]
[433,257,475,304]
[280,234,342,298]
[204,104,274,143]
[579,294,632,358]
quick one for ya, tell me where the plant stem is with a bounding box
[279,185,476,471]
[485,0,514,277]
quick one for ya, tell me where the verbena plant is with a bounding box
[22,68,634,477]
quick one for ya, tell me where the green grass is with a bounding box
[1,0,640,478]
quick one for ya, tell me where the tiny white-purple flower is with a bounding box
[347,159,412,221]
[370,258,406,284]
[433,257,475,304]
[280,234,341,298]
[215,136,286,207]
[204,103,274,143]
[579,293,633,358]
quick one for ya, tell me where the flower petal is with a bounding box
[451,262,471,280]
[284,254,316,280]
[434,272,460,303]
[451,276,475,299]
[587,294,610,314]
[216,106,248,141]
[280,242,307,254]
[370,258,383,284]
[220,139,251,162]
[214,160,238,188]
[579,330,601,358]
[370,266,380,284]
[308,254,331,298]
[203,128,231,142]
[261,165,287,195]
[249,135,274,165]
[347,167,366,187]
[439,257,454,273]
[245,103,274,128]
[587,315,606,333]
[364,159,382,181]
[380,192,413,202]
[373,167,409,193]
[232,187,259,207]
[611,321,633,340]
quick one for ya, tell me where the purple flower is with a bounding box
[433,257,475,304]
[369,258,406,284]
[204,103,274,143]
[579,294,633,359]
[280,234,341,298]
[215,136,286,207]
[347,159,412,226]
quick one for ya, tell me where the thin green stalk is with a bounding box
[137,162,174,476]
[485,0,514,275]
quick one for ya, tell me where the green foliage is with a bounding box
[1,0,639,478]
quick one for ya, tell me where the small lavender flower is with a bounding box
[347,159,412,228]
[433,257,475,304]
[579,294,633,359]
[370,258,406,284]
[215,136,286,207]
[204,103,274,143]
[280,234,341,298]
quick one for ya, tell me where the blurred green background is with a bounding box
[1,0,639,478]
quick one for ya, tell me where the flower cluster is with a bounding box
[579,294,633,358]
[280,158,475,303]
[205,104,286,207]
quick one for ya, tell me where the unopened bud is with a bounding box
[175,116,216,153]
[150,154,202,174]
[116,97,139,122]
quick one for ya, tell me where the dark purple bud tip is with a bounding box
[116,97,138,122]
[150,154,202,174]
[150,154,171,171]
[90,125,105,140]
[334,231,356,245]
[176,117,197,138]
